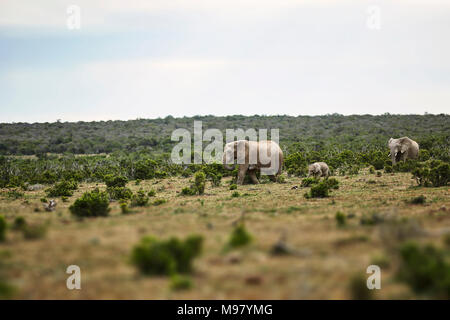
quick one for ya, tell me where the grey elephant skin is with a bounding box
[388,137,419,165]
[308,162,330,178]
[222,140,284,185]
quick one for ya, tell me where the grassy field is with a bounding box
[0,170,449,299]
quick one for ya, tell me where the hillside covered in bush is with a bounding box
[1,114,448,156]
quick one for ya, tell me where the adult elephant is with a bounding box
[388,137,419,165]
[222,140,284,185]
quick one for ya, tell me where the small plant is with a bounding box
[301,177,319,187]
[12,216,26,231]
[276,175,286,183]
[6,189,24,200]
[135,179,141,186]
[335,211,347,227]
[46,180,78,197]
[170,275,193,290]
[69,188,110,217]
[131,235,203,276]
[120,201,130,214]
[104,174,128,188]
[40,197,48,203]
[231,191,240,198]
[376,171,382,177]
[348,274,373,300]
[324,178,339,190]
[107,186,133,200]
[397,241,450,298]
[384,165,393,173]
[153,198,167,206]
[181,187,197,196]
[0,216,6,242]
[148,189,156,197]
[304,181,331,198]
[229,184,237,190]
[227,224,252,249]
[22,223,47,240]
[369,166,375,174]
[61,196,69,202]
[360,212,385,226]
[131,189,149,207]
[194,171,206,195]
[209,173,222,187]
[408,195,426,205]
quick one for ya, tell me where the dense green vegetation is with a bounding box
[0,114,448,188]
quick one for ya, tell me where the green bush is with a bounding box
[384,165,393,173]
[22,223,47,240]
[131,189,149,207]
[412,160,449,187]
[46,180,78,197]
[229,184,237,190]
[69,188,110,217]
[5,189,24,200]
[0,216,6,242]
[408,195,426,205]
[181,187,197,196]
[304,181,331,198]
[170,275,193,290]
[231,191,240,198]
[120,201,130,214]
[349,274,373,300]
[194,171,206,195]
[397,242,450,298]
[301,177,319,187]
[209,173,222,187]
[104,174,128,188]
[369,166,375,174]
[335,211,347,227]
[148,189,156,197]
[131,235,203,275]
[227,224,252,249]
[153,198,167,206]
[324,178,339,190]
[12,216,26,231]
[107,186,133,200]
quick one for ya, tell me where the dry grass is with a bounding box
[0,171,449,299]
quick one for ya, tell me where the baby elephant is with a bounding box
[308,162,330,178]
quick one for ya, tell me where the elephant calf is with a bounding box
[222,140,284,185]
[308,162,330,178]
[388,137,419,165]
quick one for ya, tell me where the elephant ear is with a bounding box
[398,138,410,153]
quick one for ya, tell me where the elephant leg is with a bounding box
[249,170,259,184]
[268,175,277,182]
[237,164,249,185]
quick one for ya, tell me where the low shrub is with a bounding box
[131,235,203,275]
[153,198,167,206]
[12,216,26,231]
[408,195,426,205]
[170,275,193,290]
[325,178,339,190]
[301,177,319,187]
[194,171,206,195]
[231,191,240,198]
[104,174,128,188]
[131,189,149,207]
[369,166,375,174]
[412,160,449,187]
[148,189,156,197]
[0,216,6,242]
[397,242,450,298]
[227,224,252,249]
[69,188,110,217]
[22,223,47,240]
[107,186,133,200]
[384,165,393,173]
[335,211,347,227]
[46,180,78,197]
[304,181,332,198]
[120,201,130,214]
[229,184,237,190]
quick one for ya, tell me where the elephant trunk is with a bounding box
[223,152,236,171]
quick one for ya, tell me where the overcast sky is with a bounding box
[1,0,449,123]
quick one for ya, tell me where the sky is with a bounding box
[0,0,449,123]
